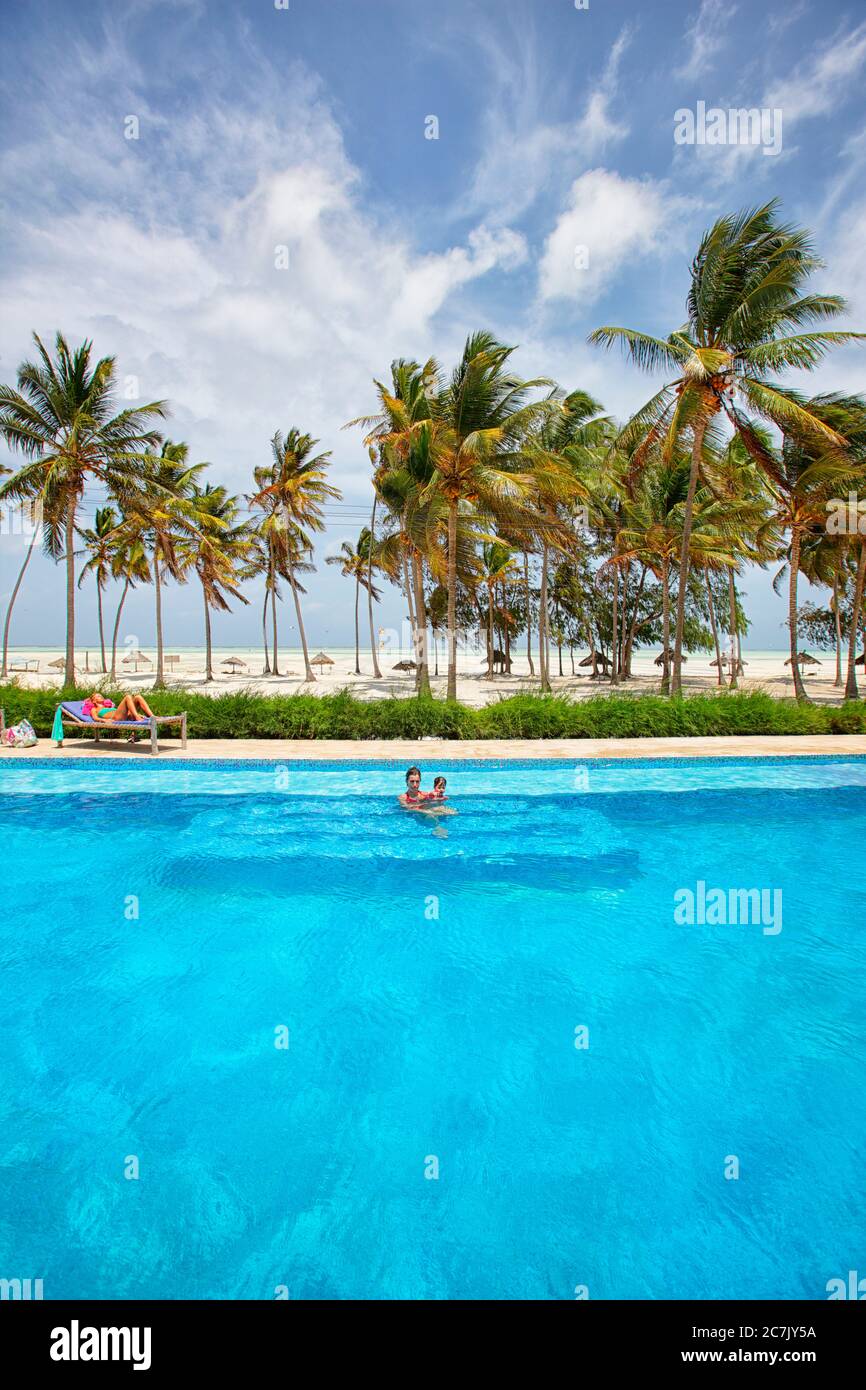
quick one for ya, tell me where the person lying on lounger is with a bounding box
[82,692,156,737]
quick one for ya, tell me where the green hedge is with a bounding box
[2,683,865,741]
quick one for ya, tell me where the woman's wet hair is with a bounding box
[405,766,421,783]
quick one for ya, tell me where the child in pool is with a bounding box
[424,776,447,802]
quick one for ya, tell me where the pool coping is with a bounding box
[2,734,865,762]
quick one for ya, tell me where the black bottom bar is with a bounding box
[3,1298,862,1375]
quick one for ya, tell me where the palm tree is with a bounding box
[250,430,341,683]
[326,531,381,676]
[248,464,284,675]
[183,484,252,683]
[765,396,864,699]
[77,506,118,671]
[590,201,864,694]
[526,390,606,690]
[107,516,151,682]
[1,492,50,681]
[348,360,441,694]
[0,331,167,685]
[619,454,749,692]
[480,541,517,677]
[428,332,556,698]
[128,438,206,688]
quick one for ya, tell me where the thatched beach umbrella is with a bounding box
[785,652,822,666]
[122,650,151,672]
[221,656,247,673]
[854,651,865,666]
[655,649,687,666]
[165,654,181,672]
[48,657,67,672]
[393,659,417,672]
[310,651,334,673]
[579,652,610,668]
[710,655,728,668]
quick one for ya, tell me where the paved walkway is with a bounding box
[3,735,865,761]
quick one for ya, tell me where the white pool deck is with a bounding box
[2,734,865,761]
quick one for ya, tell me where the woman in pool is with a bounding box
[399,766,425,808]
[82,692,156,735]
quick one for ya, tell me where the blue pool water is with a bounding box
[1,756,864,1300]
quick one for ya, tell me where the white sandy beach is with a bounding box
[2,644,855,706]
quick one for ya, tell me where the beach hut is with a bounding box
[310,652,334,673]
[221,656,247,674]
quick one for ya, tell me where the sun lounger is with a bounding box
[53,701,187,756]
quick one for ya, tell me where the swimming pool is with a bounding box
[2,756,864,1299]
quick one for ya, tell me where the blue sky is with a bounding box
[1,0,865,650]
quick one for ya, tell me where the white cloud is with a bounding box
[537,169,690,308]
[765,22,866,124]
[462,25,633,225]
[675,0,738,82]
[0,54,526,507]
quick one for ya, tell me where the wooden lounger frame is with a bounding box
[56,710,187,756]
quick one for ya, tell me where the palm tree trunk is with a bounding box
[446,499,458,700]
[672,412,710,695]
[110,578,129,683]
[411,553,431,696]
[402,547,417,661]
[153,558,165,689]
[97,583,107,671]
[203,586,213,683]
[705,571,723,685]
[623,564,647,678]
[271,573,280,677]
[788,528,809,702]
[503,580,512,672]
[539,541,551,692]
[844,540,866,700]
[556,601,564,676]
[368,493,382,679]
[288,555,315,681]
[619,563,629,678]
[587,622,598,678]
[661,559,671,695]
[833,568,843,687]
[64,499,76,687]
[261,587,271,675]
[728,568,739,690]
[524,552,535,676]
[485,584,494,678]
[353,573,361,676]
[1,520,40,680]
[610,567,619,684]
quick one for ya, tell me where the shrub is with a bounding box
[1,683,864,742]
